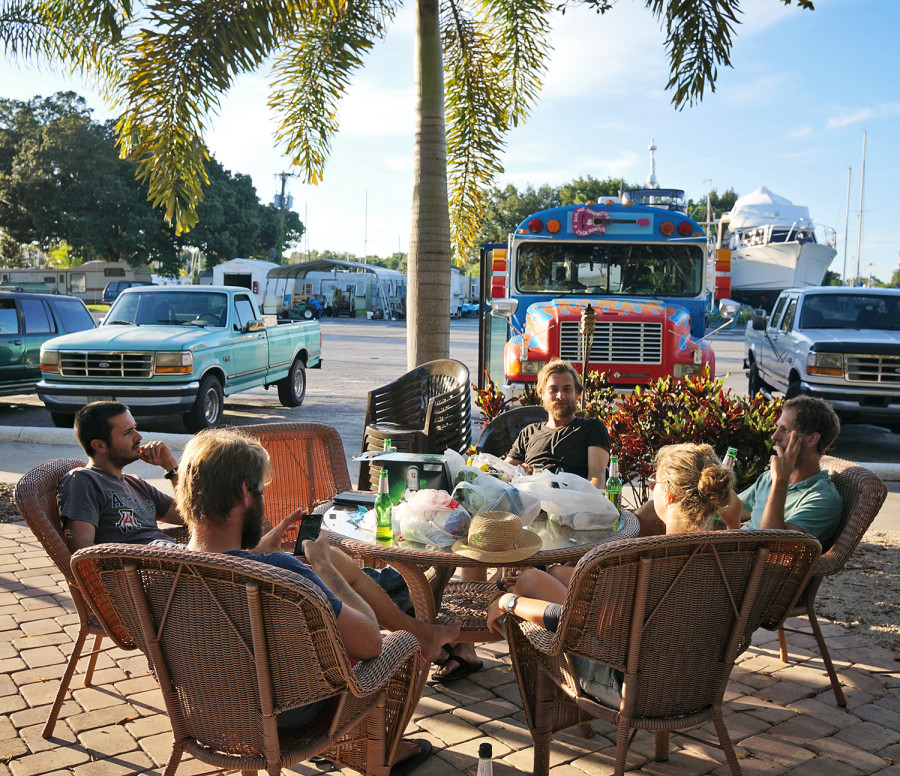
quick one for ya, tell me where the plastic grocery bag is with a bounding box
[395,489,471,547]
[467,453,521,482]
[514,470,619,530]
[451,466,541,526]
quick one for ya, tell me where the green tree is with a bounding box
[0,0,815,367]
[253,205,305,263]
[687,188,738,224]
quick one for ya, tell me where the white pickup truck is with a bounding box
[744,286,900,429]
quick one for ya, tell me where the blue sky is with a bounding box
[1,0,897,282]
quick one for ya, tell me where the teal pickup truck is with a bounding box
[37,286,321,431]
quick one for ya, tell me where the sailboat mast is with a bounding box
[842,166,851,285]
[855,131,867,285]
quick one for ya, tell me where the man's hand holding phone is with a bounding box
[293,514,323,557]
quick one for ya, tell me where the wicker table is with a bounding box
[323,508,639,641]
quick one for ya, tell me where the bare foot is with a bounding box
[413,620,461,663]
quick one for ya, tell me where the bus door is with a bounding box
[477,243,509,390]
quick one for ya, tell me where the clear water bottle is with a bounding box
[606,455,622,513]
[476,743,493,776]
[375,468,392,542]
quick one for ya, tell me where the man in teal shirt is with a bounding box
[722,396,843,546]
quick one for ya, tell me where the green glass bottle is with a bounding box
[711,447,737,526]
[606,455,622,513]
[375,468,392,541]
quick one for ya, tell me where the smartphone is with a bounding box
[293,514,323,556]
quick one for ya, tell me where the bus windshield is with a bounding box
[515,241,705,297]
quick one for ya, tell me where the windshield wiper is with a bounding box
[106,319,138,326]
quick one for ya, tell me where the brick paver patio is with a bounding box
[1,519,898,776]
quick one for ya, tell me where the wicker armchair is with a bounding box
[71,544,426,776]
[238,422,353,547]
[358,359,472,489]
[769,455,887,707]
[475,405,548,458]
[506,531,821,776]
[12,458,137,738]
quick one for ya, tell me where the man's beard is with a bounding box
[241,493,265,550]
[543,396,577,421]
[106,445,141,469]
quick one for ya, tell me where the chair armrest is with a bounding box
[513,618,566,656]
[351,630,421,695]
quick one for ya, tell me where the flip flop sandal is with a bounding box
[390,739,433,776]
[430,654,483,684]
[432,643,455,668]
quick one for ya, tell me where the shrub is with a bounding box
[582,370,782,509]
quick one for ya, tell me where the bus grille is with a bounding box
[59,351,154,378]
[560,321,663,364]
[845,353,900,384]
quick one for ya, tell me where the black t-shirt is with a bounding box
[507,417,611,480]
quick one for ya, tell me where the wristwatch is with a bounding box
[163,467,178,481]
[503,594,521,615]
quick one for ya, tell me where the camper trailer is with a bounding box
[0,261,152,304]
[212,258,279,307]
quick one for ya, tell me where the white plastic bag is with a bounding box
[468,453,521,482]
[450,467,541,526]
[514,470,619,530]
[396,489,471,547]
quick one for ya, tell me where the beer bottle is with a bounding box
[476,743,493,776]
[724,447,738,470]
[375,468,392,541]
[606,455,622,512]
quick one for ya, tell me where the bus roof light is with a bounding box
[659,221,675,236]
[528,218,543,233]
[677,221,693,236]
[547,219,561,234]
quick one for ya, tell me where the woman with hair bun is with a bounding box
[486,443,735,708]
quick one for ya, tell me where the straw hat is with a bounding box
[451,511,543,562]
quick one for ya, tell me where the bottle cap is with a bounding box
[478,743,492,759]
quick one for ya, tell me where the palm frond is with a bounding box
[268,0,398,184]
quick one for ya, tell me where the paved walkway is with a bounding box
[1,520,898,775]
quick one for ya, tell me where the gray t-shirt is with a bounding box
[58,466,175,545]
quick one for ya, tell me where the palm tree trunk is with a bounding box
[407,0,451,369]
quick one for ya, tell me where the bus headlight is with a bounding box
[807,352,843,376]
[520,360,547,375]
[40,350,59,373]
[155,352,193,374]
[673,363,701,378]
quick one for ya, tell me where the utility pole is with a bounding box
[273,171,295,264]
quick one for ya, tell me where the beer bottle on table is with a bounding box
[476,743,493,776]
[375,468,392,541]
[606,455,622,513]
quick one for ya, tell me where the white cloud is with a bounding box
[826,103,900,129]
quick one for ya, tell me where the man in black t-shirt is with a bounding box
[506,359,611,487]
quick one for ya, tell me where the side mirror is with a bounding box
[751,309,767,330]
[717,299,740,321]
[245,319,266,333]
[489,298,518,318]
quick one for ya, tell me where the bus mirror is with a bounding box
[489,298,518,318]
[718,299,740,321]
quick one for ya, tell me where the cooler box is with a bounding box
[376,452,451,504]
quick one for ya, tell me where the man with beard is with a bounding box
[59,401,186,550]
[505,358,611,487]
[177,427,456,771]
[433,359,611,684]
[635,396,843,545]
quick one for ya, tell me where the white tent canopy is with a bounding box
[727,186,813,230]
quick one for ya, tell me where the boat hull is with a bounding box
[728,241,837,309]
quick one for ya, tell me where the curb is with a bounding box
[0,426,193,452]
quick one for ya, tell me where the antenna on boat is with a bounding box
[855,131,866,286]
[842,167,851,285]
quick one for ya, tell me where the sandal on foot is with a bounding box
[431,654,483,684]
[390,739,433,776]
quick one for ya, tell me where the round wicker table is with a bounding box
[323,508,639,641]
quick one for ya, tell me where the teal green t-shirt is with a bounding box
[739,469,843,546]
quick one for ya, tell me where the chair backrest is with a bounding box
[818,455,887,577]
[476,405,548,458]
[71,544,364,759]
[364,359,472,453]
[551,531,820,721]
[238,422,352,531]
[13,458,86,591]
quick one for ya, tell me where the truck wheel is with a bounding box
[277,359,306,407]
[785,379,806,399]
[183,374,224,432]
[748,363,764,396]
[50,412,75,428]
[302,308,314,320]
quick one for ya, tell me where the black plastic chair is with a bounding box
[475,405,548,459]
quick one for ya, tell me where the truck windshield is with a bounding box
[799,293,900,330]
[106,292,229,326]
[515,241,704,297]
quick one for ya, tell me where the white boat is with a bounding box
[715,187,837,310]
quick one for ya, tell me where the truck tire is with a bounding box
[748,362,764,396]
[302,308,314,320]
[50,412,75,428]
[785,378,806,399]
[183,374,224,432]
[277,359,306,407]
